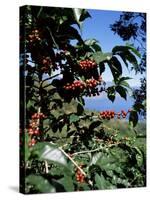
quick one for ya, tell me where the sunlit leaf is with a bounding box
[26,175,56,193]
[32,142,68,167]
[69,114,80,123]
[116,86,127,100]
[92,51,112,64]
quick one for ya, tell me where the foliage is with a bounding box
[110,11,146,118]
[20,6,146,193]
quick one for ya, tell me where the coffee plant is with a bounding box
[20,6,146,194]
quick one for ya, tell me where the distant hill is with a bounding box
[83,90,145,121]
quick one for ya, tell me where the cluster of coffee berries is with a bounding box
[85,78,99,88]
[64,80,86,91]
[75,165,85,183]
[28,29,41,42]
[100,110,115,120]
[28,112,46,136]
[64,77,102,92]
[31,112,46,120]
[99,109,129,120]
[79,60,97,70]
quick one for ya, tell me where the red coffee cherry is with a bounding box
[34,128,40,135]
[31,112,46,119]
[75,167,85,183]
[28,128,34,135]
[100,110,115,120]
[86,78,98,88]
[121,110,127,118]
[100,110,129,120]
[28,138,36,147]
[28,112,46,136]
[79,59,97,70]
[64,80,86,92]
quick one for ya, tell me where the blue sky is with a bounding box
[79,9,144,87]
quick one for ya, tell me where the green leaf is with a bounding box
[116,86,127,100]
[118,53,129,67]
[67,26,83,42]
[134,147,143,167]
[133,103,144,111]
[63,100,78,115]
[26,175,56,193]
[77,102,84,114]
[112,46,139,73]
[25,133,30,162]
[89,120,102,132]
[125,52,139,73]
[89,152,103,166]
[69,114,80,123]
[99,62,105,75]
[120,81,131,89]
[95,173,112,189]
[59,175,74,191]
[73,8,83,27]
[79,9,91,22]
[92,51,112,64]
[119,76,132,82]
[107,86,116,102]
[31,142,68,167]
[129,111,138,127]
[112,46,128,54]
[110,56,122,80]
[26,100,36,111]
[116,77,132,90]
[112,45,139,72]
[84,39,102,52]
[73,9,91,29]
[126,43,141,58]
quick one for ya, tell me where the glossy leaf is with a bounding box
[129,110,138,127]
[92,51,112,64]
[107,86,116,102]
[31,142,68,167]
[109,56,122,80]
[84,39,102,52]
[77,102,84,114]
[116,86,127,100]
[95,173,112,189]
[126,43,141,58]
[73,9,91,28]
[59,175,74,191]
[26,175,56,193]
[89,120,102,132]
[112,46,139,72]
[89,152,103,166]
[69,114,80,123]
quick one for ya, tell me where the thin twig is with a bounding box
[58,147,93,186]
[71,147,103,156]
[44,160,49,174]
[59,147,86,176]
[71,142,120,157]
